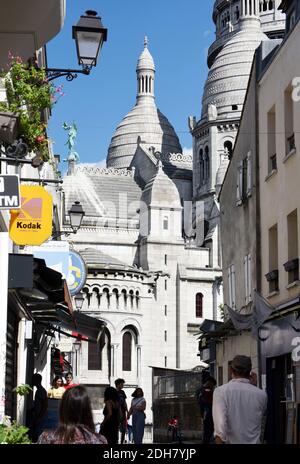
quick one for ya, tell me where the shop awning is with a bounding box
[17,257,105,342]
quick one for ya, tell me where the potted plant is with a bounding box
[0,55,64,161]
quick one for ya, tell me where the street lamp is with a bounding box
[52,201,85,239]
[46,11,107,82]
[73,10,108,69]
[74,292,85,311]
[73,339,81,378]
[68,201,85,233]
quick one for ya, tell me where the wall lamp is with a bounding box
[52,201,85,239]
[45,10,107,82]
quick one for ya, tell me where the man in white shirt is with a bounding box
[212,355,267,444]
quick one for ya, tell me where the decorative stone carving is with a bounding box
[75,165,135,177]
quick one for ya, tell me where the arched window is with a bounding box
[224,140,233,160]
[199,149,204,184]
[122,331,132,371]
[263,0,268,11]
[196,293,203,318]
[163,216,169,230]
[121,289,127,309]
[268,0,273,10]
[204,146,210,180]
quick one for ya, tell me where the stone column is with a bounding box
[137,345,142,385]
[111,343,119,383]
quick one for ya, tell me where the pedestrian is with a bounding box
[64,372,78,390]
[198,376,216,444]
[37,385,107,444]
[47,375,65,399]
[128,387,146,444]
[115,378,128,444]
[167,415,180,442]
[100,386,121,445]
[28,373,48,442]
[212,355,267,444]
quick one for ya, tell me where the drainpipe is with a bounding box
[0,232,9,422]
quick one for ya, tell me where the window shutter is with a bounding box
[231,265,236,309]
[246,151,252,197]
[228,267,232,307]
[248,255,252,302]
[236,162,243,206]
[244,256,248,303]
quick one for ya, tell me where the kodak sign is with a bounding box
[9,185,53,245]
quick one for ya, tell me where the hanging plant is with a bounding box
[0,55,64,161]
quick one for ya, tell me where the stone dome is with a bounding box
[107,38,182,169]
[141,161,182,209]
[201,27,267,122]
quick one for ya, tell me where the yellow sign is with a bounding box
[9,185,53,245]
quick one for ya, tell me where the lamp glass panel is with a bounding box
[69,212,83,230]
[77,31,103,65]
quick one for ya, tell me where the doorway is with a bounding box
[265,354,293,443]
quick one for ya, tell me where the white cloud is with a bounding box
[183,147,193,157]
[78,158,107,168]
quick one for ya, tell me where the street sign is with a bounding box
[67,250,87,296]
[9,185,53,245]
[0,174,20,210]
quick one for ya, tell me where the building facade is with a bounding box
[0,0,66,424]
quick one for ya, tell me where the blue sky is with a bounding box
[47,0,215,168]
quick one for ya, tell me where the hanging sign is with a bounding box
[67,250,87,296]
[9,185,53,245]
[0,174,20,209]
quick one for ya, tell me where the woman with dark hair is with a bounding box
[37,385,107,444]
[128,387,146,444]
[100,386,121,445]
[47,375,65,399]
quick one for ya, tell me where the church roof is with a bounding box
[63,166,141,225]
[80,248,135,270]
[141,161,182,209]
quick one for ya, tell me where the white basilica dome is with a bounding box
[107,38,182,169]
[201,27,267,122]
